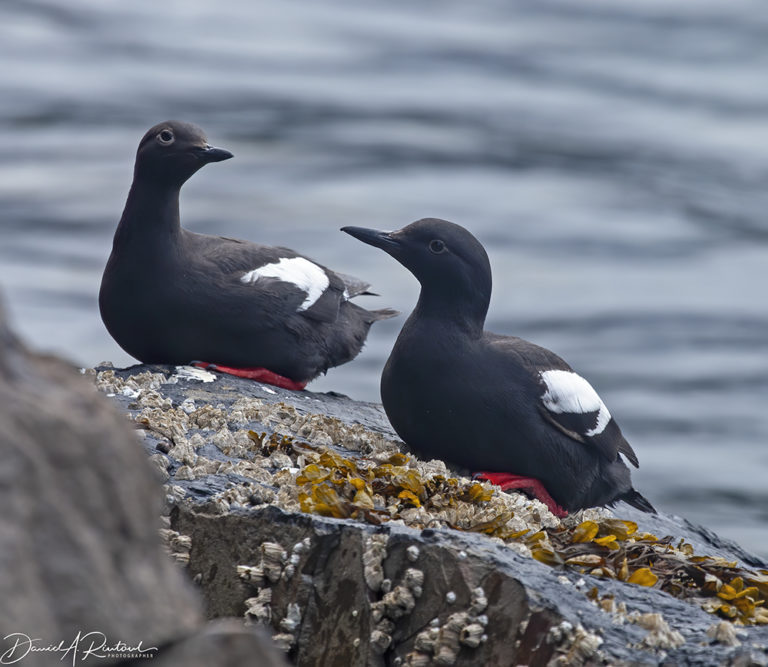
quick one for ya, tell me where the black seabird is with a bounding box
[342,218,655,516]
[99,121,395,390]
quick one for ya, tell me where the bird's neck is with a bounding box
[113,179,182,247]
[410,288,488,340]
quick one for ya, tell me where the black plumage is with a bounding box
[100,121,394,386]
[342,218,654,514]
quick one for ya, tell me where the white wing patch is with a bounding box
[241,257,330,312]
[539,369,611,436]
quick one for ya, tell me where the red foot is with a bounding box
[191,362,307,391]
[474,472,568,518]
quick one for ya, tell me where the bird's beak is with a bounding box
[196,144,234,163]
[341,226,401,256]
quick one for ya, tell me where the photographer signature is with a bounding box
[1,631,158,664]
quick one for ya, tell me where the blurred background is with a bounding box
[0,0,766,557]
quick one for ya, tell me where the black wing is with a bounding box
[488,334,639,467]
[186,233,347,324]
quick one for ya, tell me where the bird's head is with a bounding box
[342,218,492,317]
[133,120,233,187]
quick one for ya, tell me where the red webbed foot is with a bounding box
[191,362,307,391]
[474,472,568,518]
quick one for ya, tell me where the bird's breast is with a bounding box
[382,337,479,449]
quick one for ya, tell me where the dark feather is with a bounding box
[615,488,656,513]
[334,271,374,298]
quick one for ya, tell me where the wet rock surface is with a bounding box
[0,299,287,667]
[95,363,768,666]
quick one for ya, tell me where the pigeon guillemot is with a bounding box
[99,121,395,390]
[342,218,655,516]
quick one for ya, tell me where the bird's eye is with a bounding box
[429,239,446,254]
[157,129,175,145]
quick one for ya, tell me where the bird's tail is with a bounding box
[369,307,399,321]
[620,488,657,514]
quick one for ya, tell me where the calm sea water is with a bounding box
[1,0,766,557]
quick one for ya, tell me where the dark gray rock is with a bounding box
[0,300,287,666]
[151,621,288,667]
[173,504,768,666]
[95,364,768,666]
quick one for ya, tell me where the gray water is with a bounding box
[1,0,766,558]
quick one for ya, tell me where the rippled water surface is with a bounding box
[1,0,767,557]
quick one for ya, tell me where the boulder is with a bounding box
[0,299,286,666]
[94,363,768,666]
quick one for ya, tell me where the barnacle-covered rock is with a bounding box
[96,364,768,665]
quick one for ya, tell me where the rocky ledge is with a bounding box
[94,364,768,666]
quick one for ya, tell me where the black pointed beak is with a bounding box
[196,144,234,163]
[341,226,401,255]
